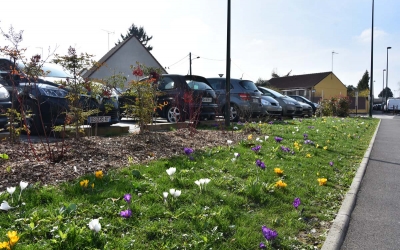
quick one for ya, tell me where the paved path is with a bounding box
[323,112,400,250]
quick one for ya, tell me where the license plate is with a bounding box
[202,97,212,102]
[88,116,111,123]
[253,99,259,103]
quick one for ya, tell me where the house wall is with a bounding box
[314,73,347,99]
[89,38,167,88]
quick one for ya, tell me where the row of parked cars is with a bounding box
[0,57,319,134]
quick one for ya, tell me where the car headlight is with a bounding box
[261,99,271,106]
[282,99,296,105]
[0,85,9,99]
[39,85,68,98]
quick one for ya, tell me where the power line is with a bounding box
[166,54,189,68]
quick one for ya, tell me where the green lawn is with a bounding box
[0,117,379,250]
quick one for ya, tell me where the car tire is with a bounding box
[229,104,240,122]
[22,99,45,135]
[166,105,185,123]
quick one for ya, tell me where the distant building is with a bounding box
[82,35,167,88]
[268,72,347,102]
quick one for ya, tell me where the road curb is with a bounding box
[321,119,381,250]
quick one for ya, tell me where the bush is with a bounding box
[315,96,351,117]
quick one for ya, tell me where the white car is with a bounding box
[384,98,400,113]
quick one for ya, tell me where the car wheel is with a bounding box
[230,104,240,122]
[22,99,45,135]
[166,106,185,123]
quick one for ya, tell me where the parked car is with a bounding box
[286,96,313,117]
[289,95,319,114]
[119,74,218,123]
[0,78,12,128]
[207,77,268,122]
[257,86,303,118]
[260,95,282,117]
[0,58,120,135]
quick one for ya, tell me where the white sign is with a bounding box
[88,116,111,123]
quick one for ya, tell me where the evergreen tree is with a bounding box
[115,23,153,51]
[378,87,393,98]
[357,70,370,91]
[347,85,356,97]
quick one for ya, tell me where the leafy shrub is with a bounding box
[315,96,351,117]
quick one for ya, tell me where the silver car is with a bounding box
[257,87,303,118]
[260,95,282,117]
[286,96,313,117]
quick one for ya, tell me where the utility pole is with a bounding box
[225,0,231,127]
[369,0,374,117]
[331,51,338,72]
[189,52,200,75]
[102,29,114,51]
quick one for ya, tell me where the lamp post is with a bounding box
[331,51,338,72]
[368,0,374,117]
[189,52,200,75]
[385,46,392,105]
[382,69,386,104]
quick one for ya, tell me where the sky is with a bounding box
[1,0,399,97]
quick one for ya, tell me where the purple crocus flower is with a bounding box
[329,161,334,166]
[268,121,274,125]
[184,147,194,155]
[274,136,283,143]
[124,193,132,203]
[252,145,261,153]
[259,242,266,249]
[120,209,132,218]
[304,140,314,145]
[259,162,266,170]
[303,133,308,139]
[293,197,301,209]
[255,159,262,167]
[261,225,278,241]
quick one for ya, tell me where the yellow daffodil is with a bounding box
[95,170,103,179]
[248,134,253,140]
[306,153,312,158]
[317,178,328,186]
[274,168,284,175]
[80,179,89,188]
[323,146,328,150]
[6,231,19,247]
[275,180,287,188]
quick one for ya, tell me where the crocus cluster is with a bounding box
[166,167,176,180]
[120,193,132,218]
[251,145,261,153]
[275,180,287,188]
[0,231,19,249]
[293,197,301,209]
[194,178,211,191]
[255,159,266,170]
[304,139,314,145]
[274,136,283,143]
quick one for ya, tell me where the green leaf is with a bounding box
[29,222,35,230]
[66,203,77,214]
[0,153,9,160]
[132,169,142,179]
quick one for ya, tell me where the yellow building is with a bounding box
[268,72,347,102]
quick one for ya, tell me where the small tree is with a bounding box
[115,23,153,51]
[378,87,393,98]
[347,85,356,97]
[357,70,370,91]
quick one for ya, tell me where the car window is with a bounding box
[186,80,212,90]
[158,76,175,90]
[239,80,257,91]
[42,64,72,78]
[208,79,225,90]
[263,88,283,98]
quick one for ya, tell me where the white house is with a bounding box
[82,35,167,88]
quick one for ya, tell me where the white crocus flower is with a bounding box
[256,138,263,143]
[166,167,176,179]
[7,187,16,195]
[265,135,269,140]
[234,153,240,158]
[20,181,28,191]
[203,178,211,184]
[233,126,238,130]
[231,158,236,162]
[169,189,176,196]
[88,218,101,233]
[173,190,181,198]
[163,192,169,199]
[19,181,29,201]
[227,140,233,145]
[0,201,13,211]
[195,180,201,189]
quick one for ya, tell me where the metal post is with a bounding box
[225,0,231,127]
[383,69,386,105]
[386,46,392,105]
[331,51,338,72]
[369,0,374,118]
[189,52,192,75]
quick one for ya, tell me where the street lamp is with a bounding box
[189,52,200,75]
[382,69,386,104]
[369,0,374,117]
[385,46,392,104]
[331,51,338,72]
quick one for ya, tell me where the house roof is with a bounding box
[83,35,167,78]
[268,72,332,89]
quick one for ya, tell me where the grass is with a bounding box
[0,117,379,249]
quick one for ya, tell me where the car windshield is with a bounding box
[261,87,284,97]
[42,64,72,78]
[239,80,258,91]
[186,80,212,90]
